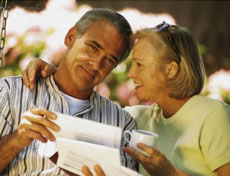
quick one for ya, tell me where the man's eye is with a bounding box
[89,44,97,51]
[107,58,116,66]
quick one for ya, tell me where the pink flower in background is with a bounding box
[94,83,111,98]
[116,82,139,106]
[208,69,230,101]
[2,0,183,106]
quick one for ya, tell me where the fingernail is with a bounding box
[53,114,57,119]
[42,71,46,77]
[54,125,60,131]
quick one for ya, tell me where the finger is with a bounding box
[28,65,38,82]
[30,108,57,120]
[81,165,93,176]
[27,62,40,90]
[20,122,56,141]
[41,64,56,77]
[94,165,105,176]
[22,110,60,132]
[123,146,147,163]
[18,127,47,143]
[21,69,30,89]
[137,143,155,155]
[29,79,36,90]
[137,143,162,159]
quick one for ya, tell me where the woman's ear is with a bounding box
[165,62,178,79]
[64,26,78,48]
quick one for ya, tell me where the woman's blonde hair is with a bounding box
[133,23,206,99]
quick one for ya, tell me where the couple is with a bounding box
[1,8,230,176]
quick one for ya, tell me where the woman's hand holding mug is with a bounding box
[123,130,181,176]
[123,129,158,156]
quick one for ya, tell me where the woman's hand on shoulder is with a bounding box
[22,58,56,89]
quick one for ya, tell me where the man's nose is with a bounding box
[90,56,105,70]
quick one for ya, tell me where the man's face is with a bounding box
[64,20,127,92]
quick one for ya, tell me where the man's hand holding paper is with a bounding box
[50,113,140,176]
[17,108,60,148]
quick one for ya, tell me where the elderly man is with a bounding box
[0,8,137,175]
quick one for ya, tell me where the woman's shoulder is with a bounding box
[189,95,229,111]
[124,105,151,119]
[193,95,230,124]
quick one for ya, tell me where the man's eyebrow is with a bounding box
[91,41,119,63]
[92,41,104,50]
[111,55,118,63]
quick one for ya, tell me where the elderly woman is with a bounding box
[22,22,230,176]
[123,22,230,176]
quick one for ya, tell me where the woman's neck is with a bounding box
[157,95,191,118]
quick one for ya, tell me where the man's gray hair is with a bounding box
[75,8,132,63]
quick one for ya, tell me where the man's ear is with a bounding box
[64,26,78,48]
[165,62,178,79]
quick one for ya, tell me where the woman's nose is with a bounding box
[127,65,135,78]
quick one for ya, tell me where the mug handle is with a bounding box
[123,131,132,144]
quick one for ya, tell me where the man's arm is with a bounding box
[0,108,60,172]
[0,131,27,172]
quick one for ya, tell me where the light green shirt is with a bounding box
[125,95,230,176]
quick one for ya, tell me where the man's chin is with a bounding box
[136,94,146,102]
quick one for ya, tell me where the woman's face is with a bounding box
[128,38,166,101]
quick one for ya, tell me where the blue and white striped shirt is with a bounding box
[0,76,137,175]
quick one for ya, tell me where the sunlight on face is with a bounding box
[128,38,165,101]
[5,0,176,105]
[6,0,175,71]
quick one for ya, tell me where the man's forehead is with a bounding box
[81,20,126,60]
[85,20,117,35]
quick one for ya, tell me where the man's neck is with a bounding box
[53,64,93,100]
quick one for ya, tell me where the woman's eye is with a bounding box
[136,62,142,67]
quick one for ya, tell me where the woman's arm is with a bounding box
[123,143,190,176]
[216,163,230,176]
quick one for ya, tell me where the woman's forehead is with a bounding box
[134,38,156,54]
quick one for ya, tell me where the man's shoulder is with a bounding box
[0,75,22,81]
[93,91,121,106]
[0,76,23,88]
[0,75,49,92]
[93,91,128,113]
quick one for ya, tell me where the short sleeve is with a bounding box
[200,102,230,171]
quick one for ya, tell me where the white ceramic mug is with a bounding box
[124,129,158,155]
